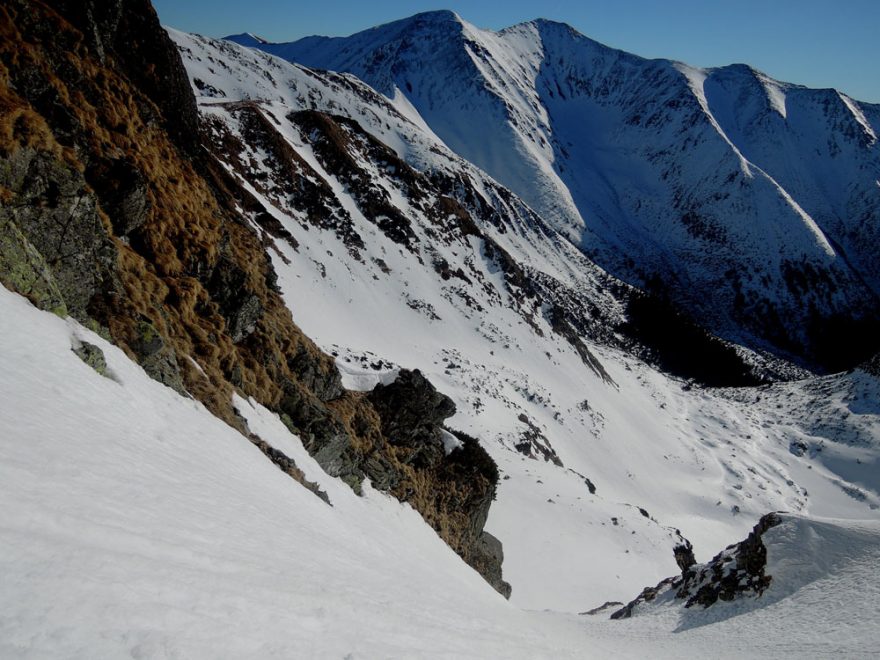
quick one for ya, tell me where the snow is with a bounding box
[758,73,788,119]
[620,515,880,657]
[243,14,880,346]
[0,286,566,658]
[2,285,879,657]
[169,27,880,616]
[335,359,399,392]
[3,16,876,657]
[838,92,878,144]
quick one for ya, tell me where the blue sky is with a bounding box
[153,0,880,103]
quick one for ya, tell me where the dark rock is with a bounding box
[71,340,108,377]
[247,431,331,505]
[206,257,264,343]
[276,382,360,481]
[0,147,118,320]
[580,601,624,616]
[861,352,880,377]
[48,0,201,155]
[673,538,696,572]
[514,412,564,466]
[789,440,809,457]
[470,531,512,598]
[128,318,185,394]
[611,512,783,619]
[286,346,344,402]
[610,577,679,619]
[85,157,150,237]
[368,369,455,461]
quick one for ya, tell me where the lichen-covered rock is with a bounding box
[71,340,108,377]
[0,216,68,316]
[0,148,117,320]
[127,319,185,395]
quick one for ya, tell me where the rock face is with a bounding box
[368,369,455,464]
[0,147,117,321]
[0,0,509,596]
[611,513,782,619]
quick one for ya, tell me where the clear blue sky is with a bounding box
[153,0,880,103]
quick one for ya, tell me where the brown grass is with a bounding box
[0,0,500,586]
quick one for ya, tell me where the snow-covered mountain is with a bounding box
[1,1,879,656]
[168,26,880,609]
[228,11,880,370]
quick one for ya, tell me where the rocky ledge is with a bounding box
[611,513,782,619]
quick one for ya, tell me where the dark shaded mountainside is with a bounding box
[0,0,509,595]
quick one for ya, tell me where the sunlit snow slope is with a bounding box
[230,12,880,367]
[170,30,880,613]
[2,276,879,658]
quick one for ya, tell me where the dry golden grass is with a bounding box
[0,0,499,584]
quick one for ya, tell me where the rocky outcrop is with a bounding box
[368,369,455,466]
[48,0,201,155]
[0,0,509,596]
[611,513,782,619]
[0,147,117,320]
[862,352,880,377]
[71,340,108,377]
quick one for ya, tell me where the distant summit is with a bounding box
[225,11,880,372]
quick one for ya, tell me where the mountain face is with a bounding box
[170,26,880,612]
[229,11,880,371]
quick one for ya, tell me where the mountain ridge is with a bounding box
[226,11,880,372]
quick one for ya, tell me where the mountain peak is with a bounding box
[408,9,461,23]
[224,32,270,46]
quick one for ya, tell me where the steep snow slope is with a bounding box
[3,284,879,658]
[170,30,880,612]
[0,286,574,658]
[230,12,880,367]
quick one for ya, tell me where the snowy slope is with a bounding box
[0,286,575,658]
[230,13,880,366]
[3,277,879,658]
[610,513,880,658]
[168,30,880,613]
